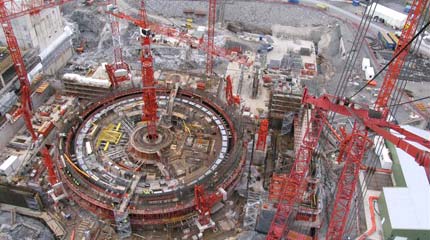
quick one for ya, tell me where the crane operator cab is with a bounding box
[140,28,151,37]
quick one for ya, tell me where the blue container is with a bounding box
[288,0,299,3]
[352,0,360,6]
[404,5,411,13]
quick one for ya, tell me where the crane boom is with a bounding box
[140,0,158,139]
[0,0,72,141]
[302,90,430,168]
[106,10,252,67]
[375,0,429,115]
[0,0,71,21]
[0,0,71,188]
[327,1,429,237]
[266,110,325,240]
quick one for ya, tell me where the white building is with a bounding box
[379,126,430,239]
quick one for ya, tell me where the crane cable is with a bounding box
[390,96,430,107]
[344,7,430,236]
[305,0,380,236]
[296,0,380,235]
[349,19,430,99]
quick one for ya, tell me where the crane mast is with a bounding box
[0,0,73,187]
[266,0,429,239]
[206,0,216,76]
[256,119,269,151]
[266,110,325,240]
[105,0,130,87]
[140,0,158,139]
[0,12,36,140]
[375,0,429,115]
[327,1,429,239]
[225,75,240,106]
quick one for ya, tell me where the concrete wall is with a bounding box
[385,140,406,187]
[43,43,73,76]
[0,7,63,50]
[378,191,393,239]
[30,7,64,50]
[0,15,36,49]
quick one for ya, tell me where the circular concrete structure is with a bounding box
[58,88,245,228]
[128,125,174,160]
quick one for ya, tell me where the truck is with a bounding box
[316,3,328,11]
[378,31,396,50]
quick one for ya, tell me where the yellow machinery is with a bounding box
[186,18,193,29]
[96,123,122,151]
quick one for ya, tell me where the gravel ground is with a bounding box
[146,0,338,28]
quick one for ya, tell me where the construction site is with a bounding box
[0,0,429,239]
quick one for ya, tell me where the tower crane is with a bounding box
[0,0,73,186]
[266,0,429,239]
[139,0,158,139]
[256,119,269,151]
[225,75,240,106]
[206,0,216,76]
[105,1,131,87]
[194,185,227,230]
[106,10,252,68]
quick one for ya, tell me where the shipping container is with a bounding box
[365,67,375,81]
[362,58,370,71]
[0,155,20,176]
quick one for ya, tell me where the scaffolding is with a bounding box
[113,210,131,238]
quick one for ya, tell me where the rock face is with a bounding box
[227,22,272,35]
[319,24,341,58]
[69,9,106,49]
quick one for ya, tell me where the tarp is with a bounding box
[367,3,407,29]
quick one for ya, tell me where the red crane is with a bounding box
[139,0,158,139]
[266,89,430,240]
[206,0,217,76]
[256,119,269,151]
[40,146,57,185]
[326,0,429,238]
[225,75,240,105]
[266,0,428,238]
[266,110,325,240]
[106,10,252,68]
[375,0,428,116]
[0,0,72,185]
[105,1,131,87]
[194,185,226,227]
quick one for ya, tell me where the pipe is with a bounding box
[360,165,392,174]
[357,195,379,240]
